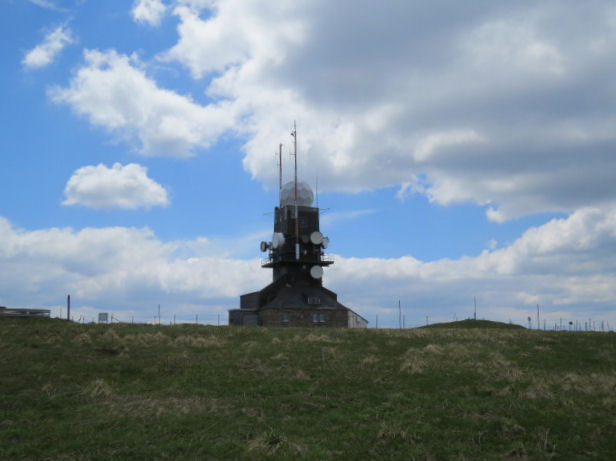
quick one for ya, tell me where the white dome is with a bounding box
[280,181,314,207]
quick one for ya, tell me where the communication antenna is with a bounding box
[291,121,299,260]
[316,176,319,208]
[278,143,283,192]
[292,120,298,202]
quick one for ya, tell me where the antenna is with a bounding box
[292,120,298,202]
[290,121,299,260]
[316,176,319,208]
[278,143,283,192]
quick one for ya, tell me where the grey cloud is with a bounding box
[48,1,616,221]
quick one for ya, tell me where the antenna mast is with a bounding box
[291,121,299,260]
[278,143,283,192]
[292,121,298,201]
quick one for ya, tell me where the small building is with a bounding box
[0,306,51,318]
[229,179,368,328]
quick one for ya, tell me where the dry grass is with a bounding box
[84,378,112,398]
[2,318,615,460]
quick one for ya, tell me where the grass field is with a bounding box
[1,318,615,460]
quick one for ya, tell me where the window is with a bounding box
[307,296,321,305]
[311,313,328,323]
[281,313,290,323]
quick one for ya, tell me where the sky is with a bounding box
[1,0,616,329]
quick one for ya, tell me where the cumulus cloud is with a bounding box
[131,0,167,26]
[23,26,73,70]
[327,206,616,326]
[62,163,169,209]
[49,49,236,156]
[0,217,268,322]
[154,0,616,221]
[1,205,616,326]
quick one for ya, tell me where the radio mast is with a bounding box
[278,143,283,191]
[291,121,299,259]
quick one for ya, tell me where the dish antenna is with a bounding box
[310,265,323,279]
[310,231,324,245]
[272,232,285,249]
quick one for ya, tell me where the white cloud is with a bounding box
[1,205,616,327]
[326,206,616,326]
[23,26,73,70]
[131,0,167,27]
[0,217,268,321]
[49,49,237,156]
[36,2,616,224]
[152,0,616,221]
[62,163,169,210]
[26,0,66,12]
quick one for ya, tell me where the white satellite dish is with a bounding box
[322,237,329,249]
[272,232,285,249]
[310,265,323,279]
[310,231,323,245]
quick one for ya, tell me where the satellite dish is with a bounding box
[310,231,323,245]
[310,265,323,279]
[322,237,329,249]
[272,232,285,249]
[260,241,270,252]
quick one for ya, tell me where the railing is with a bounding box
[261,253,334,266]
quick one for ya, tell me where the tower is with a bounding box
[228,131,367,327]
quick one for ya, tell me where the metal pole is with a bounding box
[291,121,299,260]
[279,143,283,191]
[67,294,71,321]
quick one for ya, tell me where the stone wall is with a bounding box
[259,307,348,328]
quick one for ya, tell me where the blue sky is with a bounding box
[1,0,616,329]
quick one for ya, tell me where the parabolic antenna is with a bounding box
[310,265,323,279]
[310,231,323,245]
[260,241,270,252]
[322,237,329,249]
[272,232,285,249]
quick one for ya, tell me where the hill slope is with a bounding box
[1,318,615,459]
[421,319,525,329]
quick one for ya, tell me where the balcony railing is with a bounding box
[261,253,334,266]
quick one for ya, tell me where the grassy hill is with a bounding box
[1,318,615,460]
[421,319,526,330]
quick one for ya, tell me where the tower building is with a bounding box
[229,172,367,327]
